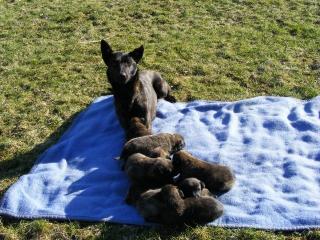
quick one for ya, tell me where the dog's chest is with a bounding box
[113,89,147,118]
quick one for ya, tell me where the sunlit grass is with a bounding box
[1,0,319,239]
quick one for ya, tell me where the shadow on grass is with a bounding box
[0,91,113,191]
[0,110,83,195]
[97,223,190,240]
[96,223,320,240]
[0,109,85,232]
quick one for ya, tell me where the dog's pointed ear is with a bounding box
[129,45,144,63]
[101,39,113,66]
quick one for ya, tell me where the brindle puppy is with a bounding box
[182,194,224,225]
[136,185,184,225]
[162,185,223,225]
[120,133,185,161]
[124,152,175,206]
[137,184,224,225]
[124,153,174,185]
[177,177,206,198]
[126,117,152,140]
[101,40,176,140]
[172,150,235,194]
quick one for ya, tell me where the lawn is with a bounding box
[0,0,320,239]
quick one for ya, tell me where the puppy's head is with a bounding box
[172,134,185,153]
[178,178,205,198]
[101,39,144,85]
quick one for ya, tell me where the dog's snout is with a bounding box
[120,71,128,79]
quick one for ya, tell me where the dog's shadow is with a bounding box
[0,110,83,196]
[0,91,114,197]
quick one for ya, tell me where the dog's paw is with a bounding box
[165,94,177,103]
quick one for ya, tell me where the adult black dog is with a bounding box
[101,40,176,140]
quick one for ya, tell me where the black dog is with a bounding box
[101,40,176,140]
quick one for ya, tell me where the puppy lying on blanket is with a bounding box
[125,177,213,206]
[124,153,174,185]
[177,177,214,198]
[124,152,174,206]
[120,133,185,161]
[101,40,176,140]
[137,184,224,225]
[173,150,236,194]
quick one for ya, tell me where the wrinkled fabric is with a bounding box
[1,95,320,230]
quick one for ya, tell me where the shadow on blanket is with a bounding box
[0,89,114,198]
[0,110,82,197]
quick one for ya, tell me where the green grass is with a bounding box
[0,0,320,239]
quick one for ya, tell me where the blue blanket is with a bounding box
[1,95,320,230]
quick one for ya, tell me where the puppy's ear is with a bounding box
[101,39,113,66]
[129,45,144,63]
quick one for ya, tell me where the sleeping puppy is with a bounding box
[177,177,214,198]
[136,184,185,225]
[137,184,224,225]
[135,187,165,223]
[124,153,174,185]
[172,150,235,194]
[124,153,174,206]
[161,185,223,225]
[177,177,205,198]
[182,194,224,225]
[101,40,176,140]
[120,133,185,161]
[126,117,152,140]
